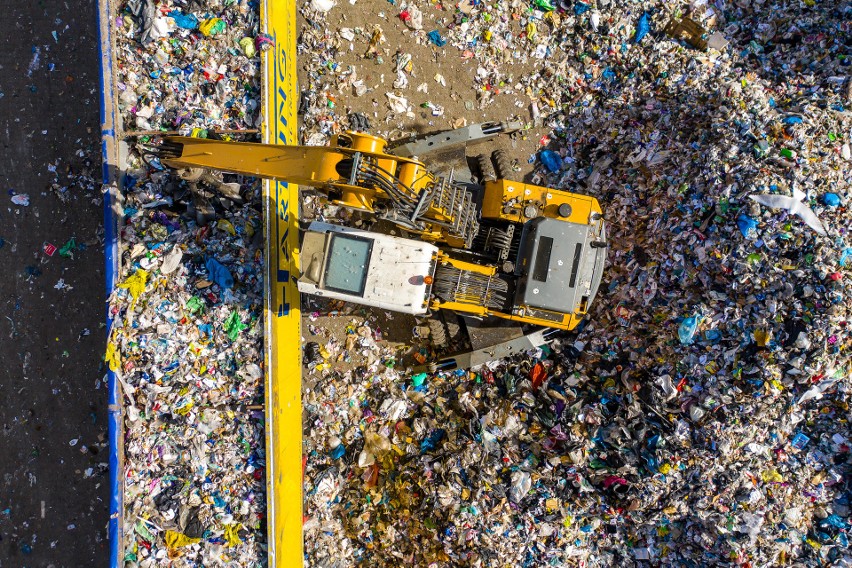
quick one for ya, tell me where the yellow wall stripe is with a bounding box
[261,1,303,566]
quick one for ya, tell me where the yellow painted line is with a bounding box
[261,2,303,567]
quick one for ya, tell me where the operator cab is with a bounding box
[297,222,438,315]
[514,216,607,319]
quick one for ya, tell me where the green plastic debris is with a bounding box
[239,36,256,57]
[186,296,204,314]
[135,520,156,542]
[411,373,428,387]
[199,17,226,37]
[225,311,248,341]
[59,237,77,258]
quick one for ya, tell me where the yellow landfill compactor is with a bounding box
[157,123,607,366]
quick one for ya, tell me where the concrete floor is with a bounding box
[0,1,108,565]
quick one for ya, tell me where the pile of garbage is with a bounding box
[297,1,852,566]
[107,191,268,565]
[108,0,269,565]
[116,0,269,133]
[103,0,851,565]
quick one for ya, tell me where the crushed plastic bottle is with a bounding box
[677,315,700,345]
[509,470,532,503]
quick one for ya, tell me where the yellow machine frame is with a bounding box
[162,132,473,248]
[160,132,604,332]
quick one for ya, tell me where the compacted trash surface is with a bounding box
[104,0,851,566]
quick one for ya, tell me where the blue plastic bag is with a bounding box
[678,315,700,345]
[411,373,428,387]
[703,329,722,344]
[634,13,651,43]
[329,444,346,459]
[206,257,234,289]
[790,432,810,450]
[820,515,850,530]
[539,149,562,173]
[427,30,447,47]
[574,1,590,15]
[168,11,199,30]
[737,213,758,239]
[822,192,841,207]
[839,247,852,267]
[420,428,446,453]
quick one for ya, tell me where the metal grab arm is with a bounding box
[158,133,479,246]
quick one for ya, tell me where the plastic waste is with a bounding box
[677,315,700,345]
[411,372,427,387]
[311,0,335,12]
[205,257,234,289]
[822,192,841,207]
[224,311,248,341]
[159,246,183,274]
[199,18,226,37]
[127,0,156,45]
[399,5,423,30]
[11,194,30,206]
[168,11,198,30]
[255,33,274,52]
[420,429,445,453]
[574,2,590,16]
[539,149,562,173]
[634,13,651,43]
[427,31,447,47]
[791,432,811,451]
[107,1,852,566]
[239,37,257,58]
[329,443,346,459]
[736,214,758,239]
[58,238,76,258]
[840,247,852,267]
[509,471,532,503]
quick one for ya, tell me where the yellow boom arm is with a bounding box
[159,132,478,248]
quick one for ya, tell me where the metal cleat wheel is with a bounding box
[493,149,517,182]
